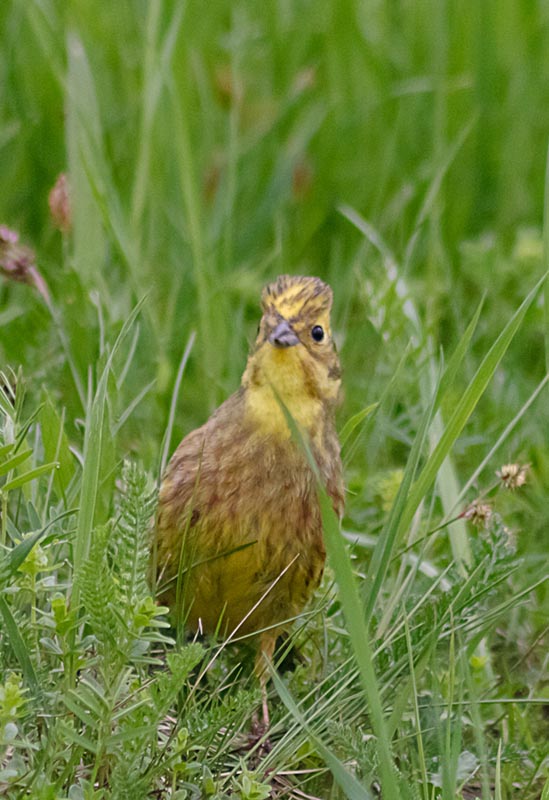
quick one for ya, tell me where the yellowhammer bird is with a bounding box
[155,275,344,723]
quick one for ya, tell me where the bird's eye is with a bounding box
[311,325,324,342]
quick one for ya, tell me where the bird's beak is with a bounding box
[269,320,299,348]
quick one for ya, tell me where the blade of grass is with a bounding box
[272,669,375,800]
[423,289,506,573]
[464,647,491,800]
[17,0,65,86]
[130,0,162,235]
[168,71,219,409]
[344,342,413,467]
[494,739,503,800]
[434,297,484,410]
[423,370,471,570]
[450,372,549,515]
[1,461,59,493]
[340,206,483,573]
[115,323,140,391]
[73,299,146,578]
[363,366,438,623]
[319,492,402,796]
[0,448,32,476]
[3,509,76,578]
[543,141,549,374]
[159,331,196,477]
[130,0,184,234]
[276,398,402,796]
[340,403,378,450]
[399,273,546,546]
[404,613,430,800]
[0,596,39,694]
[405,117,476,267]
[40,399,71,510]
[112,379,156,436]
[442,623,461,800]
[67,34,155,338]
[66,30,107,295]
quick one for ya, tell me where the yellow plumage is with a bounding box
[155,275,344,705]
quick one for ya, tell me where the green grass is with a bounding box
[1,1,549,797]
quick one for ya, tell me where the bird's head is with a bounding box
[242,275,341,416]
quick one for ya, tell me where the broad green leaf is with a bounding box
[4,509,77,579]
[0,448,32,477]
[0,443,14,460]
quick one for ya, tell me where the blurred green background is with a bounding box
[1,2,549,796]
[2,0,548,555]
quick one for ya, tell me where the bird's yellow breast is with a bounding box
[242,345,325,443]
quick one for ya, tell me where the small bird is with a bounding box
[155,275,344,723]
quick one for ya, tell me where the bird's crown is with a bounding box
[261,275,333,321]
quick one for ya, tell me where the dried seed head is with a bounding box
[292,158,314,201]
[0,226,36,283]
[0,225,50,304]
[496,463,530,490]
[48,173,71,234]
[203,157,222,204]
[461,499,493,529]
[214,65,243,106]
[0,225,18,245]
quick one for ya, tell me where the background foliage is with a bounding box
[0,1,548,798]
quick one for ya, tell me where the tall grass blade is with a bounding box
[272,669,375,800]
[66,30,106,293]
[404,613,430,800]
[434,298,484,408]
[73,300,145,579]
[451,373,549,514]
[0,596,39,693]
[340,403,378,450]
[1,462,59,493]
[276,398,401,796]
[544,142,549,376]
[318,491,401,797]
[159,331,196,477]
[364,370,438,622]
[4,509,76,578]
[399,273,546,541]
[131,1,184,234]
[168,74,220,409]
[0,448,32,476]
